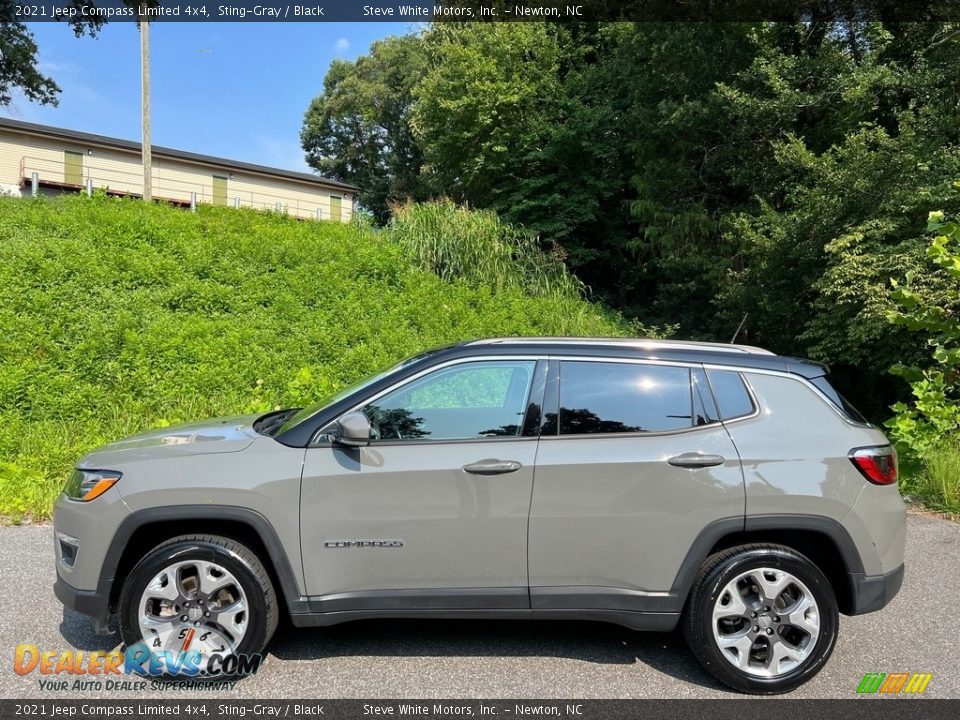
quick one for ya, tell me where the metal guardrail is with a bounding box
[18,154,350,221]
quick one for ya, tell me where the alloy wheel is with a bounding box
[137,559,248,659]
[711,566,821,678]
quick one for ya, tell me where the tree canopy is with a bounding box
[0,0,151,107]
[302,21,960,418]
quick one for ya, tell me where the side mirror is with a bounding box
[334,411,372,447]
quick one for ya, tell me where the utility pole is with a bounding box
[140,9,152,202]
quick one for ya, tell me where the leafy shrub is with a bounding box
[885,204,960,460]
[0,195,630,519]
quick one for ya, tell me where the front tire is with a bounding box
[118,534,278,676]
[682,544,839,694]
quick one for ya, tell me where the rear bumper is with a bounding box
[848,563,904,615]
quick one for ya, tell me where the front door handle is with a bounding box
[667,452,725,468]
[462,459,522,475]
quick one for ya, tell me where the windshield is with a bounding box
[274,350,440,435]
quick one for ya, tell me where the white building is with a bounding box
[0,117,358,222]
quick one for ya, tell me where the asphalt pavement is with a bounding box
[0,511,956,699]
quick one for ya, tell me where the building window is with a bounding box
[330,195,342,222]
[212,175,228,206]
[64,150,83,186]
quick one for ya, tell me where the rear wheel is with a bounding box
[682,544,838,694]
[118,534,278,677]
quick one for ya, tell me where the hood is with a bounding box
[78,414,260,468]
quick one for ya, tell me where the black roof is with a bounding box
[450,337,826,378]
[0,117,359,192]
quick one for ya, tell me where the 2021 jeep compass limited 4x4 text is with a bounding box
[52,337,905,693]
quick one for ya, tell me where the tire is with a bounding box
[681,543,839,694]
[118,534,278,678]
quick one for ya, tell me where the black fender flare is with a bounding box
[668,514,864,611]
[101,505,308,616]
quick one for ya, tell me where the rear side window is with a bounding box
[705,369,755,420]
[557,362,694,434]
[810,376,868,424]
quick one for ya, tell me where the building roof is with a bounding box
[0,116,359,193]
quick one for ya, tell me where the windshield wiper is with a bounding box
[253,408,302,437]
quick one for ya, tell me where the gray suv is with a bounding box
[53,338,905,693]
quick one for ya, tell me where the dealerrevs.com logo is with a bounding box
[13,642,262,691]
[857,672,933,695]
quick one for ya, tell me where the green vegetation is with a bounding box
[389,200,585,300]
[302,21,960,516]
[302,22,960,421]
[886,205,960,514]
[900,442,960,516]
[0,194,629,520]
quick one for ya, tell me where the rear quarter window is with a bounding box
[705,369,755,420]
[809,376,868,424]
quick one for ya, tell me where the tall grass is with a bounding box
[903,440,960,515]
[388,200,586,300]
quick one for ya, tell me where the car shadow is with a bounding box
[58,609,728,693]
[268,618,728,692]
[59,608,119,652]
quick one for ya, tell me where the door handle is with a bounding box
[462,459,522,475]
[667,452,725,468]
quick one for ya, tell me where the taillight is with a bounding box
[849,446,898,485]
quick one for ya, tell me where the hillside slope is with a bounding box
[0,195,626,518]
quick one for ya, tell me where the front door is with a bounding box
[528,359,745,611]
[64,150,83,186]
[300,358,543,611]
[212,175,228,206]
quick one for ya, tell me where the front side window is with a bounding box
[363,361,536,441]
[555,361,694,435]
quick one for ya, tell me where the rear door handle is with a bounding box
[462,459,522,475]
[667,452,725,468]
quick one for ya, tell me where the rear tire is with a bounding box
[118,534,278,677]
[682,543,838,694]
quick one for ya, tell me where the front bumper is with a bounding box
[848,563,905,615]
[54,575,113,634]
[52,486,130,635]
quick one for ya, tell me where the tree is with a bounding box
[0,15,59,106]
[299,21,960,418]
[300,34,429,223]
[715,23,960,414]
[412,23,629,257]
[0,1,153,108]
[0,1,107,106]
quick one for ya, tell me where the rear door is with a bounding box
[528,358,745,611]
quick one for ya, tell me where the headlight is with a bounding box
[64,469,122,502]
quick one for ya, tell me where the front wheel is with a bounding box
[118,534,278,677]
[682,544,839,694]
